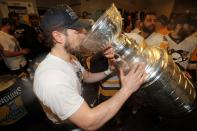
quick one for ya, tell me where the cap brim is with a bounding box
[68,19,94,31]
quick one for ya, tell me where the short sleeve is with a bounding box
[35,70,84,120]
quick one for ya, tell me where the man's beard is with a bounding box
[142,25,155,34]
[64,41,81,54]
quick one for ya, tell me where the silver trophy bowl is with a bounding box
[82,4,196,117]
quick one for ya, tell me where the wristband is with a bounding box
[104,68,112,76]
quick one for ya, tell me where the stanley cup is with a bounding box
[82,4,196,117]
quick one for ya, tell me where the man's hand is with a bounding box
[183,71,192,79]
[103,44,117,72]
[69,63,146,130]
[120,63,146,94]
[103,45,115,59]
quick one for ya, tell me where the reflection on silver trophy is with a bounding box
[82,4,196,117]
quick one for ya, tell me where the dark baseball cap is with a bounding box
[41,4,92,33]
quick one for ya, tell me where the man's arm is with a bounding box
[0,42,29,57]
[83,45,115,83]
[69,63,146,130]
[1,48,29,57]
[82,70,110,83]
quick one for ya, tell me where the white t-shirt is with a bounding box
[0,31,27,70]
[131,28,141,34]
[145,32,164,47]
[33,53,84,123]
[166,35,197,69]
[125,32,169,49]
[124,32,144,45]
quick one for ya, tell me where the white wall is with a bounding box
[0,0,38,17]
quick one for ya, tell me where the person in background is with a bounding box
[189,19,197,66]
[143,12,169,50]
[124,15,133,33]
[28,14,50,57]
[154,15,170,49]
[131,19,142,34]
[155,15,170,35]
[185,18,197,82]
[167,17,176,33]
[8,11,29,45]
[28,14,43,42]
[33,4,146,130]
[165,15,197,79]
[8,11,39,60]
[124,12,157,48]
[136,12,169,50]
[139,12,157,39]
[0,18,29,74]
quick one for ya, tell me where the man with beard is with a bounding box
[140,12,157,39]
[0,18,29,73]
[142,13,169,49]
[165,15,197,71]
[33,4,146,130]
[124,12,156,47]
[125,12,168,49]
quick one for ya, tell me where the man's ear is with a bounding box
[52,31,65,44]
